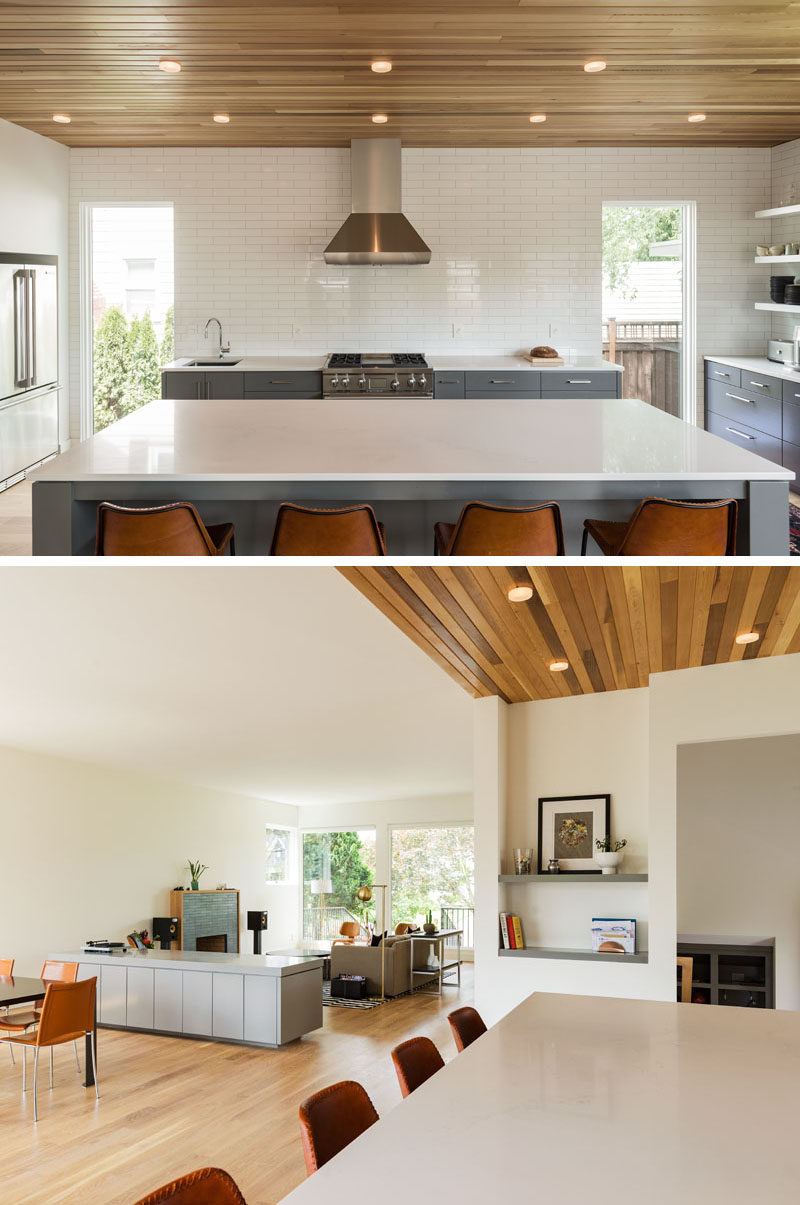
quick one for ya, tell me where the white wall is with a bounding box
[475,689,652,1022]
[0,743,299,976]
[299,792,473,943]
[0,117,70,445]
[68,144,771,434]
[677,734,800,1010]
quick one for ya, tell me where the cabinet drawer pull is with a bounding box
[725,392,755,404]
[748,380,768,389]
[725,426,755,441]
[439,378,461,384]
[269,379,289,384]
[566,379,592,384]
[488,378,514,384]
[713,370,731,378]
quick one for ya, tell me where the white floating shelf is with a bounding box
[498,946,649,964]
[754,204,800,219]
[755,301,800,314]
[755,255,800,263]
[498,873,648,884]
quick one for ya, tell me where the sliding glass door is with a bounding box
[390,824,474,949]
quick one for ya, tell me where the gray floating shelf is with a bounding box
[498,873,647,883]
[499,946,649,964]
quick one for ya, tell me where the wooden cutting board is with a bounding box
[524,355,564,366]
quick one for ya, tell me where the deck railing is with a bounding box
[302,904,366,943]
[603,317,682,416]
[440,906,474,949]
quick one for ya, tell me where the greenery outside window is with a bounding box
[302,829,376,944]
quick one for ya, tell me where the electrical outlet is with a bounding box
[292,325,302,337]
[452,323,463,338]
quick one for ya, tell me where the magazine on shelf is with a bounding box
[591,918,636,954]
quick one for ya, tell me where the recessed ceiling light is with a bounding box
[52,113,71,124]
[687,112,706,123]
[529,114,547,123]
[371,113,389,124]
[549,659,570,673]
[583,60,607,73]
[371,60,392,74]
[213,113,230,124]
[159,58,182,73]
[735,631,760,645]
[507,585,533,603]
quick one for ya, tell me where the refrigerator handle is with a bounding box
[26,268,36,387]
[13,270,28,387]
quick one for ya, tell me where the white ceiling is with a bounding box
[0,566,473,806]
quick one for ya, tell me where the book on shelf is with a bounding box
[499,913,525,950]
[499,912,510,949]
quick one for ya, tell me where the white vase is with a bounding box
[594,850,624,875]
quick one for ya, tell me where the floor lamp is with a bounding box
[357,883,387,1000]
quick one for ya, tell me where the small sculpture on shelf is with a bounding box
[594,836,628,875]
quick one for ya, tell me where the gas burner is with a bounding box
[392,353,428,367]
[327,353,362,368]
[323,352,432,397]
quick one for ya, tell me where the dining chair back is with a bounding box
[270,504,387,555]
[434,501,565,556]
[96,502,234,556]
[0,959,13,976]
[132,1166,248,1204]
[582,497,737,556]
[40,960,78,984]
[677,955,694,1004]
[298,1080,379,1175]
[391,1036,445,1098]
[447,1005,487,1052]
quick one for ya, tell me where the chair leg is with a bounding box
[73,1040,80,1074]
[49,1045,54,1089]
[229,533,235,556]
[22,1045,26,1092]
[7,1039,14,1066]
[581,527,589,556]
[33,1048,39,1122]
[89,1030,99,1100]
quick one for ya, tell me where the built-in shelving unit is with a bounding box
[754,301,800,314]
[498,873,647,884]
[754,255,800,264]
[676,940,774,1008]
[499,946,648,964]
[755,203,800,219]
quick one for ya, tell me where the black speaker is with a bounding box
[153,917,179,948]
[247,910,268,953]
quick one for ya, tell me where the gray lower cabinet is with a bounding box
[539,369,619,396]
[464,370,539,398]
[153,969,183,1033]
[162,371,244,400]
[212,973,244,1040]
[433,371,465,398]
[243,370,322,398]
[783,439,800,477]
[705,362,799,471]
[706,361,741,388]
[99,964,127,1026]
[706,412,783,464]
[706,380,782,440]
[244,975,278,1045]
[126,967,154,1030]
[182,970,213,1035]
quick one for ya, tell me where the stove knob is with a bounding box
[419,373,427,388]
[341,375,350,390]
[358,375,367,391]
[391,375,400,391]
[408,374,417,389]
[331,375,340,389]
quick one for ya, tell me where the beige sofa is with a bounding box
[330,935,437,997]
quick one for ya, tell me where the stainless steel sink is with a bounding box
[186,358,242,367]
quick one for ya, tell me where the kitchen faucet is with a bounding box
[204,317,230,359]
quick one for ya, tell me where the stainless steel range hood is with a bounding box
[324,138,431,265]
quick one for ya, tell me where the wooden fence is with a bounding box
[603,317,681,416]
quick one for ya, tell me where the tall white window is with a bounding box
[266,827,293,884]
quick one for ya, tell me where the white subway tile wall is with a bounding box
[768,136,800,342]
[69,145,772,435]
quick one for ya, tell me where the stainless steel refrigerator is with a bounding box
[0,252,60,485]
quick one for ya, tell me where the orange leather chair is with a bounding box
[0,959,79,1068]
[331,922,363,947]
[448,1005,487,1053]
[298,1080,379,1175]
[96,502,235,556]
[0,977,98,1122]
[0,959,13,976]
[391,1036,445,1098]
[581,497,737,556]
[269,504,387,555]
[132,1167,247,1204]
[394,924,412,935]
[434,501,565,555]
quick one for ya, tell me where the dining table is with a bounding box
[0,974,97,1087]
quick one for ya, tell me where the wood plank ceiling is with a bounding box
[341,565,800,702]
[3,2,800,147]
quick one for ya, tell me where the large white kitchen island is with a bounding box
[52,948,323,1048]
[30,394,794,554]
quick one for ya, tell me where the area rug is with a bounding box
[791,504,800,556]
[322,982,386,1010]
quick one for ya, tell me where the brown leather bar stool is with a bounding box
[132,1167,248,1204]
[434,502,565,555]
[391,1035,445,1098]
[298,1080,379,1175]
[269,504,387,555]
[96,502,235,556]
[447,1005,487,1053]
[581,497,737,556]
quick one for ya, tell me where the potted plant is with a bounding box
[186,859,208,891]
[423,908,437,935]
[594,837,627,875]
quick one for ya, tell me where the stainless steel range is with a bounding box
[323,352,432,397]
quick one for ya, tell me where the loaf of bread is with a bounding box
[530,345,559,358]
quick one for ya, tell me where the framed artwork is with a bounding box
[537,794,610,874]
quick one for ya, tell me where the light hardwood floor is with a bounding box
[2,968,473,1204]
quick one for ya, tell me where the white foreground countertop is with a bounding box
[51,948,321,977]
[705,353,800,384]
[29,396,792,483]
[283,992,800,1204]
[161,354,621,374]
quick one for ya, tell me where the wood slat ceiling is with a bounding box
[3,2,800,147]
[341,565,800,701]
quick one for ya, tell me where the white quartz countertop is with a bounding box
[161,355,621,374]
[282,992,800,1204]
[29,396,792,483]
[51,949,322,977]
[705,353,800,384]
